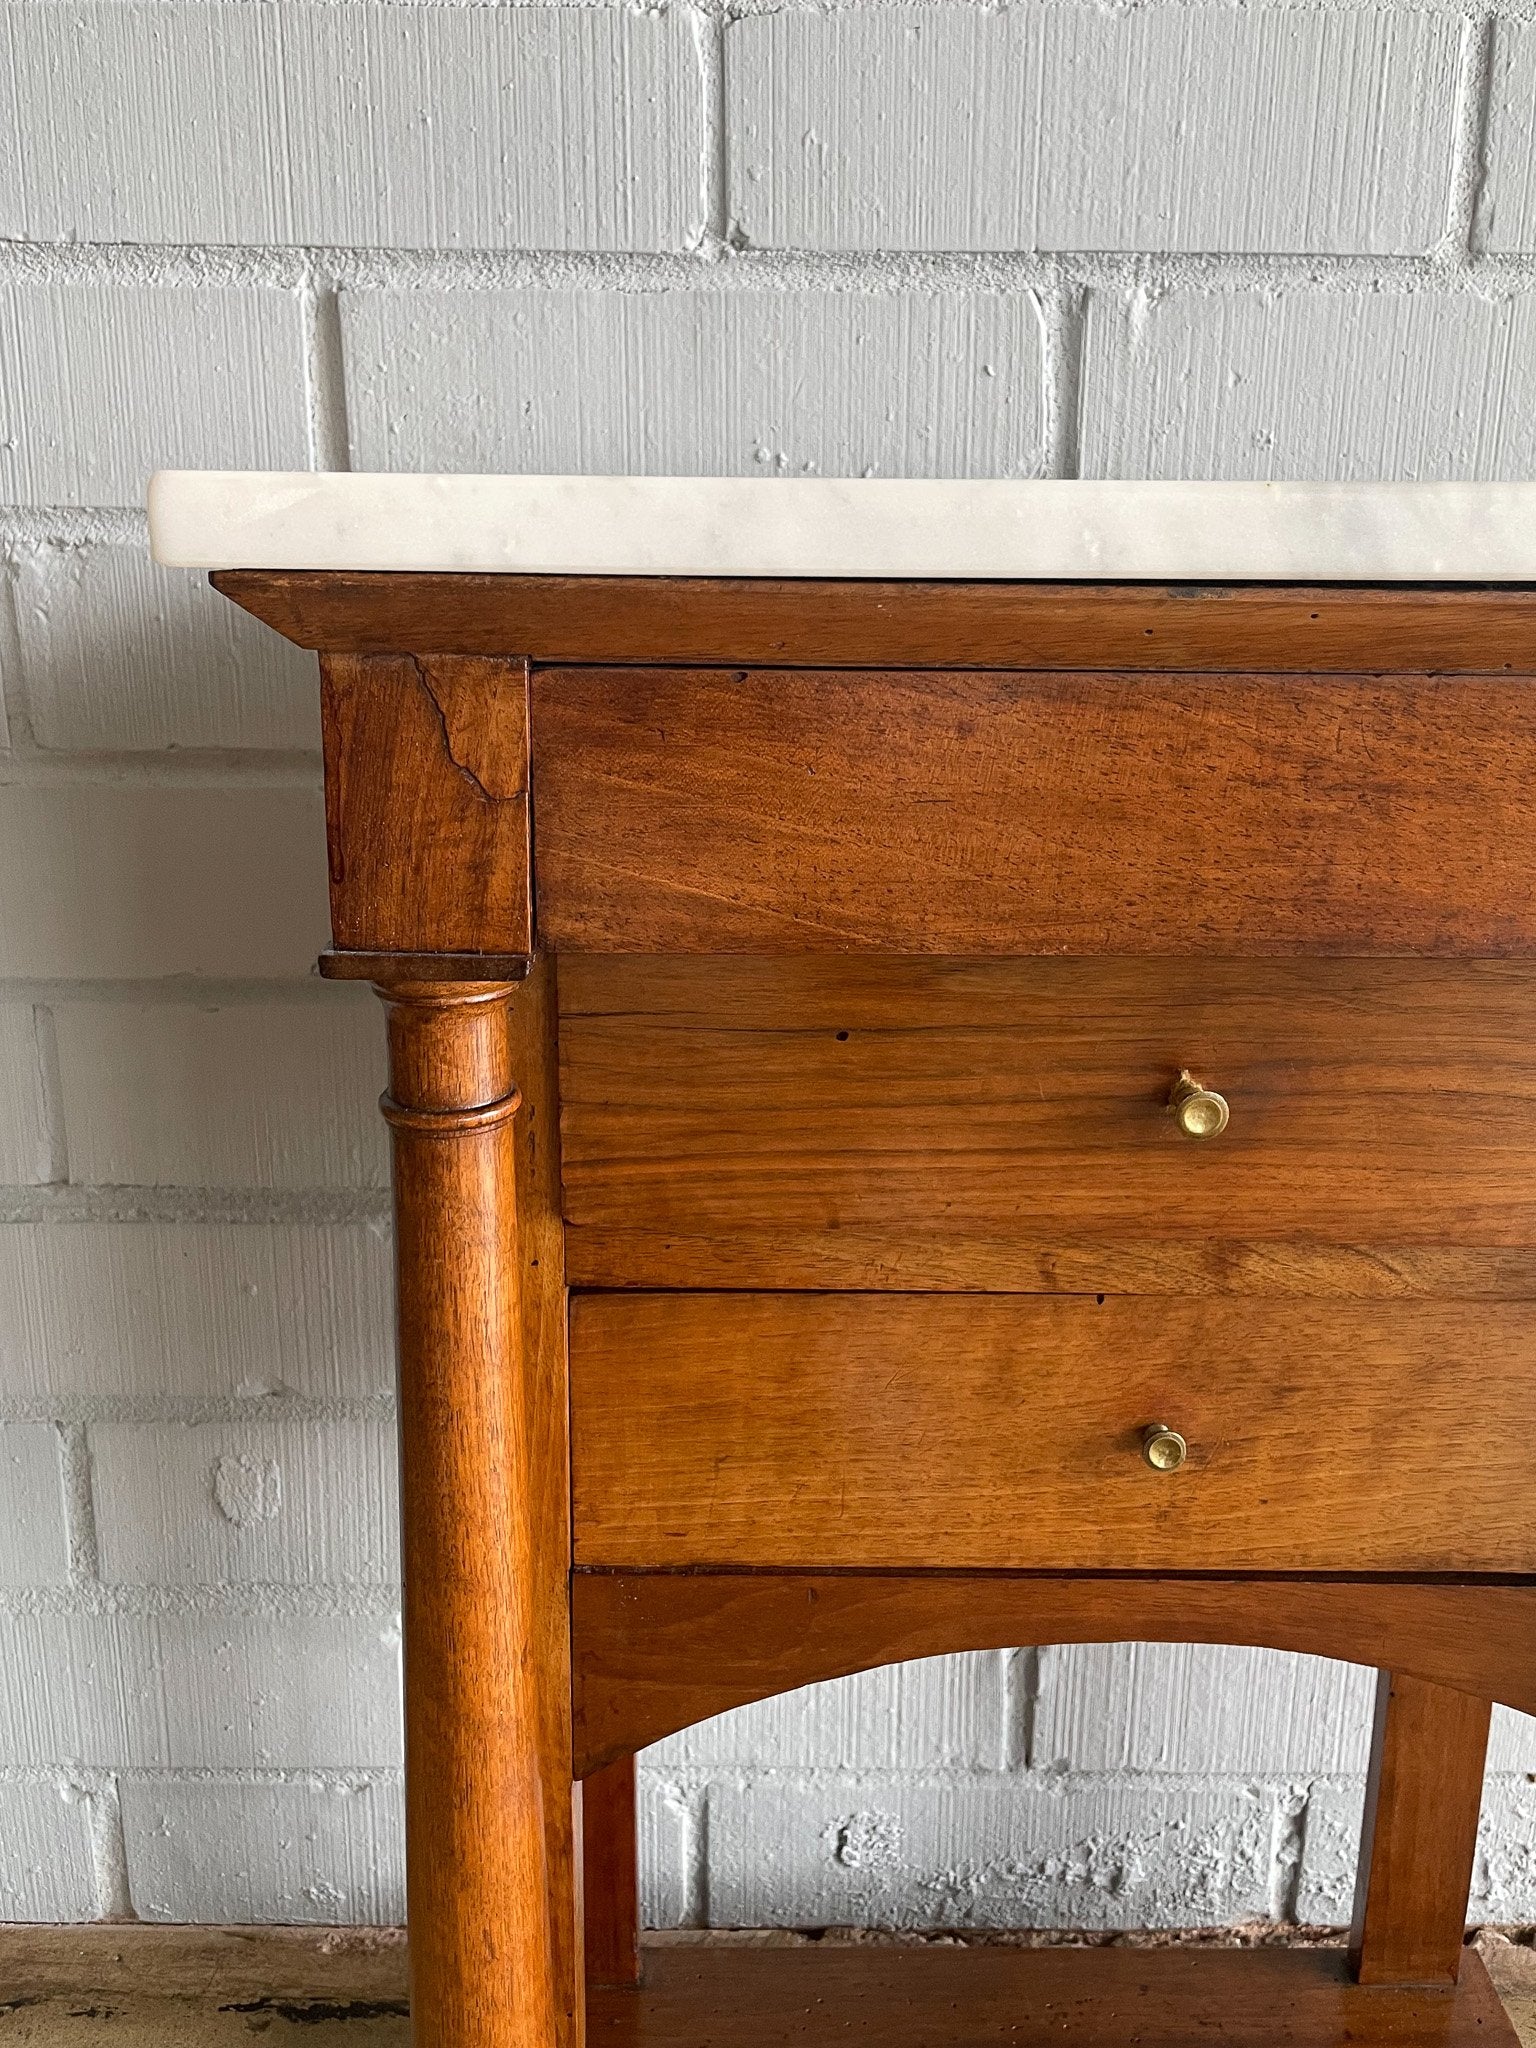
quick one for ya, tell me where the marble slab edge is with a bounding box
[148,473,1536,582]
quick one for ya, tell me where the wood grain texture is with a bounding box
[380,980,564,2048]
[570,1572,1536,1774]
[584,1937,1517,2046]
[322,654,530,955]
[213,571,1536,671]
[560,957,1536,1287]
[507,958,581,2043]
[1351,1674,1493,1987]
[567,1231,1536,1297]
[571,1293,1536,1572]
[320,949,531,983]
[532,669,1536,954]
[581,1755,640,1991]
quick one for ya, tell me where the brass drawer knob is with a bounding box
[1142,1423,1188,1472]
[1170,1070,1229,1140]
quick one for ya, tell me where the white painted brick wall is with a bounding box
[1081,291,1536,481]
[52,995,386,1190]
[0,1614,400,1770]
[0,1425,71,1585]
[0,788,329,980]
[0,1006,53,1184]
[2,0,1535,1937]
[0,1784,97,1922]
[0,1222,392,1402]
[0,285,310,505]
[342,289,1047,478]
[0,3,702,254]
[10,544,319,753]
[1482,26,1536,252]
[727,8,1464,255]
[90,1418,398,1587]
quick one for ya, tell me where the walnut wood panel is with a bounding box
[570,1572,1536,1774]
[585,1944,1516,2048]
[571,1293,1536,1572]
[380,979,565,2048]
[321,654,530,955]
[532,669,1536,954]
[1351,1673,1492,1987]
[581,1755,640,1991]
[506,958,580,2041]
[569,1232,1536,1296]
[559,957,1536,1289]
[214,570,1536,672]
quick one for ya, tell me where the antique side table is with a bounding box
[154,474,1536,2048]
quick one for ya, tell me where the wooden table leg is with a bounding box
[1350,1670,1491,1986]
[380,978,568,2048]
[583,1755,641,1989]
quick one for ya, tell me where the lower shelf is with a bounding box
[586,1943,1517,2046]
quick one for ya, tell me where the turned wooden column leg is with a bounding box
[380,979,565,2048]
[1349,1670,1491,1986]
[582,1755,641,1989]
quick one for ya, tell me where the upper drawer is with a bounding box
[531,668,1536,955]
[570,1292,1536,1573]
[559,955,1536,1291]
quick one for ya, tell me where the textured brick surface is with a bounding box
[647,1654,1009,1773]
[1482,26,1536,254]
[91,1417,397,1586]
[342,288,1047,478]
[11,544,319,752]
[0,1004,52,1184]
[0,1221,392,1401]
[0,1422,69,1584]
[123,1776,404,1925]
[643,1771,1278,1931]
[1036,1644,1375,1775]
[0,1612,401,1769]
[53,995,386,1190]
[1,2,700,254]
[0,284,308,506]
[0,787,328,978]
[1081,290,1536,481]
[728,7,1462,255]
[0,1782,98,1922]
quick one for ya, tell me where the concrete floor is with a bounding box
[0,1930,1532,2046]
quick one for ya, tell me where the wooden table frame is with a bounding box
[215,570,1536,2048]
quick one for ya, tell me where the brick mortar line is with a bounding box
[0,1765,404,1789]
[0,1185,393,1225]
[301,266,353,473]
[0,1583,402,1618]
[56,1421,101,1584]
[29,0,1536,18]
[0,1396,396,1425]
[724,0,1536,15]
[0,977,365,1005]
[0,508,148,547]
[1038,278,1084,479]
[83,1774,134,1922]
[1001,1645,1040,1769]
[6,243,1536,294]
[636,1766,1387,1789]
[1449,12,1499,255]
[688,3,733,254]
[0,751,323,791]
[11,1764,1536,1792]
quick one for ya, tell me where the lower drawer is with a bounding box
[569,1293,1534,1572]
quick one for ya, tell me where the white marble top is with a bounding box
[147,473,1536,581]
